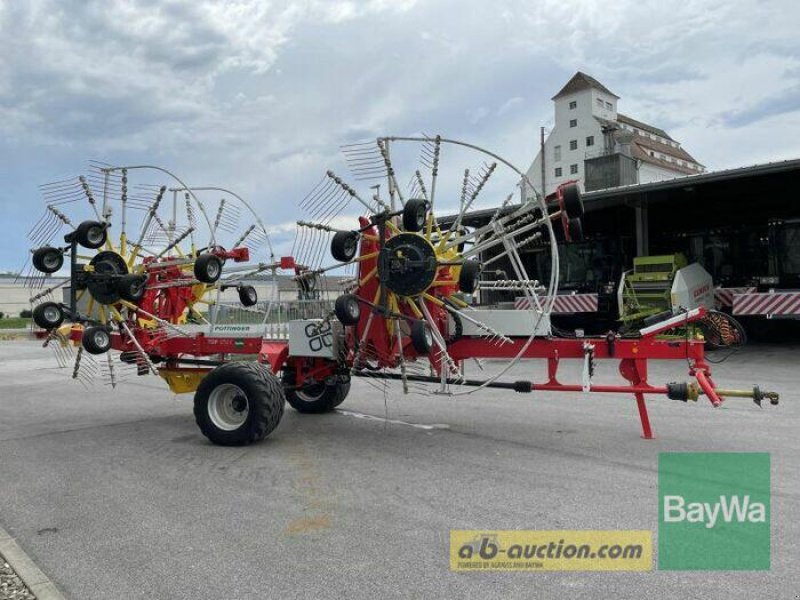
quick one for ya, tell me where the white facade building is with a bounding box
[526,72,705,196]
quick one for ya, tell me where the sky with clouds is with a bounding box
[1,0,799,271]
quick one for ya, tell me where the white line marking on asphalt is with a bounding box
[336,409,450,431]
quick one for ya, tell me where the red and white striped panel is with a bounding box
[515,294,599,313]
[715,287,755,309]
[732,291,800,316]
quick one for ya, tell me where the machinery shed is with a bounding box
[445,157,800,335]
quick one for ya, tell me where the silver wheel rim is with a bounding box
[206,260,220,279]
[93,330,109,349]
[43,253,60,270]
[348,301,359,319]
[208,383,249,431]
[87,226,104,245]
[296,384,326,402]
[43,306,60,323]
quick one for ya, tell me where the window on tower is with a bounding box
[554,145,562,161]
[555,167,563,177]
[569,119,577,128]
[570,164,578,175]
[569,100,577,109]
[569,139,578,150]
[586,136,594,147]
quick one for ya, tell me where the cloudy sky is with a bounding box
[1,0,799,271]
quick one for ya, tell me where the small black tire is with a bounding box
[116,274,147,302]
[194,253,223,283]
[567,217,584,242]
[403,198,428,232]
[32,247,64,274]
[238,285,258,307]
[194,362,285,446]
[282,369,351,413]
[334,294,361,325]
[75,221,108,249]
[32,302,65,329]
[410,320,433,354]
[82,326,112,354]
[458,260,481,294]
[331,231,359,262]
[561,183,584,218]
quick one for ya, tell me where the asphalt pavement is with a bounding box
[0,340,797,599]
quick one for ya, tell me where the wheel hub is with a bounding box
[86,251,128,305]
[379,233,438,297]
[208,383,250,431]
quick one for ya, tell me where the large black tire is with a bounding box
[282,369,351,413]
[403,198,428,232]
[194,362,285,446]
[561,183,584,218]
[458,260,481,294]
[82,326,112,354]
[75,220,108,249]
[334,293,361,325]
[194,253,223,283]
[331,231,359,262]
[32,247,64,274]
[32,302,65,329]
[116,274,147,302]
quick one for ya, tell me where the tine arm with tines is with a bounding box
[427,135,442,209]
[417,299,461,381]
[299,175,331,211]
[377,139,404,208]
[310,187,348,223]
[152,227,194,260]
[438,300,512,345]
[328,170,387,212]
[78,176,102,220]
[131,186,167,260]
[120,168,128,250]
[450,162,496,236]
[212,198,225,236]
[415,170,429,201]
[29,279,70,303]
[184,194,197,249]
[119,322,159,376]
[233,224,256,249]
[442,200,537,254]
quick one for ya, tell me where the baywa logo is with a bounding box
[658,453,770,570]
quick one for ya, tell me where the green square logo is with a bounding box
[658,452,770,570]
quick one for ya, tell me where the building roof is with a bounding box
[552,71,619,100]
[441,156,800,226]
[595,116,702,173]
[582,157,800,201]
[617,113,673,141]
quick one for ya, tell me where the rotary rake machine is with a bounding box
[23,139,778,447]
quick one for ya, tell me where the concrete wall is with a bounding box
[0,283,33,316]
